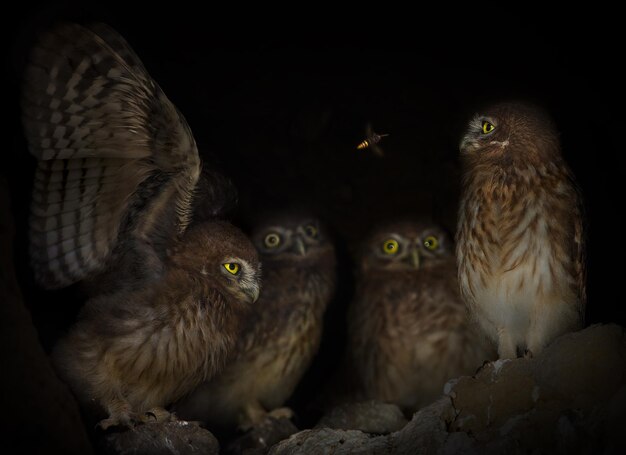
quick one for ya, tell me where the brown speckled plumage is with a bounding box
[456,102,586,359]
[21,22,236,293]
[176,215,336,429]
[53,222,261,428]
[348,221,495,413]
[21,23,258,429]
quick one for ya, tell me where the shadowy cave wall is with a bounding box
[3,2,624,451]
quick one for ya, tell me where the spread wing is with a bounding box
[21,23,201,289]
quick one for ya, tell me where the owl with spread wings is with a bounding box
[21,23,260,428]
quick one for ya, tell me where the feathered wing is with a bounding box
[21,23,201,289]
[572,179,587,324]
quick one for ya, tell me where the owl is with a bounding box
[20,23,261,428]
[456,102,586,359]
[347,221,496,413]
[176,214,336,430]
[53,221,261,429]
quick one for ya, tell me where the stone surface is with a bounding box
[390,397,455,455]
[269,428,388,455]
[447,324,626,453]
[532,324,626,411]
[101,420,219,455]
[225,417,299,455]
[266,325,626,454]
[316,400,407,434]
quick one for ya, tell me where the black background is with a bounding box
[4,0,625,432]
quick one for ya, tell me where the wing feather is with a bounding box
[21,23,200,289]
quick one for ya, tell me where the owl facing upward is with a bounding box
[456,102,586,359]
[347,221,496,413]
[176,214,336,430]
[20,23,260,428]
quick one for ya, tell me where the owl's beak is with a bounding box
[294,236,307,256]
[409,249,420,269]
[459,135,477,154]
[246,286,260,304]
[242,283,261,305]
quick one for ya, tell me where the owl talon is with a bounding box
[267,407,294,421]
[474,359,492,374]
[523,349,534,359]
[141,407,176,424]
[238,406,295,432]
[97,412,139,430]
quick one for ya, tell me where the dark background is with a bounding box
[4,0,624,432]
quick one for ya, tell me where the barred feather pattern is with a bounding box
[456,103,586,359]
[175,218,336,428]
[21,23,200,289]
[51,221,261,425]
[348,222,495,413]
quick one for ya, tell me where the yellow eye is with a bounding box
[482,121,495,134]
[382,239,399,255]
[424,236,439,251]
[304,224,318,238]
[264,233,281,248]
[223,263,240,275]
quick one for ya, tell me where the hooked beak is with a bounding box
[410,249,420,269]
[246,285,260,304]
[459,136,475,153]
[294,236,307,256]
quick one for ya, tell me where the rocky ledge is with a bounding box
[271,324,626,454]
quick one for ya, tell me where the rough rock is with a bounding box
[390,397,455,454]
[448,324,626,453]
[225,417,299,454]
[0,177,94,454]
[266,324,626,454]
[315,400,407,434]
[269,428,389,455]
[100,420,219,455]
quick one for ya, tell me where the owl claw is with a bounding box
[140,407,176,424]
[97,408,175,429]
[238,406,295,432]
[97,412,139,430]
[475,359,492,374]
[523,349,534,359]
[267,407,294,420]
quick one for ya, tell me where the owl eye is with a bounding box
[264,233,281,248]
[423,236,439,251]
[382,239,399,255]
[223,263,240,275]
[481,121,495,134]
[304,224,318,238]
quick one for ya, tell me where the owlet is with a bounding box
[456,102,586,359]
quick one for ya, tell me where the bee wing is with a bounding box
[370,143,385,157]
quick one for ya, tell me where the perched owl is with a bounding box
[347,221,495,413]
[456,102,586,359]
[20,23,261,428]
[176,214,336,430]
[53,221,261,428]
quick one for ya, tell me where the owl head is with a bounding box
[359,221,453,273]
[459,102,560,163]
[170,221,261,304]
[251,213,333,265]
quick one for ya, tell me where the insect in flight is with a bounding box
[356,123,389,157]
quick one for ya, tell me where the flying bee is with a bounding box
[356,123,389,157]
